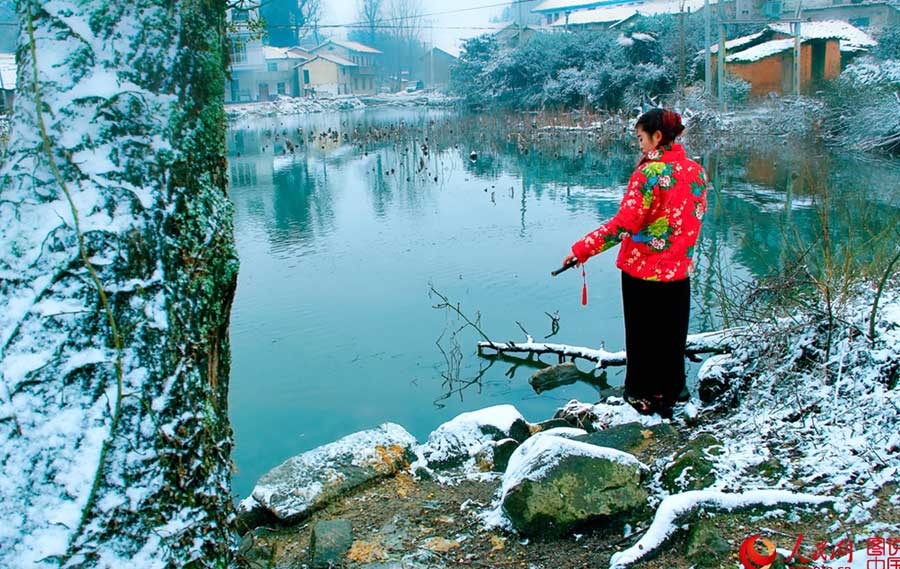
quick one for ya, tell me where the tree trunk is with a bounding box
[0,1,239,567]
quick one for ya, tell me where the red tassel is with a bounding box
[581,265,588,306]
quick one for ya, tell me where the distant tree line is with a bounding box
[450,28,677,111]
[446,12,744,111]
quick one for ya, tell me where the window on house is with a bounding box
[277,82,286,94]
[232,9,249,22]
[230,38,248,64]
[268,62,277,72]
[303,69,310,83]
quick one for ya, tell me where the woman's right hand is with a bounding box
[562,253,579,268]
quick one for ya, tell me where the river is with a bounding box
[226,107,900,500]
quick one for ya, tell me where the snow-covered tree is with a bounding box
[0,1,239,566]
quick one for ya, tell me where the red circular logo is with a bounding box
[740,535,777,569]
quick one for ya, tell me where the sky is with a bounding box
[320,0,510,55]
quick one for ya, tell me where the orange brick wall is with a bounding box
[729,53,788,97]
[713,40,841,97]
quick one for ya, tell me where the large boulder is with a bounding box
[241,423,417,523]
[413,404,532,470]
[498,434,648,537]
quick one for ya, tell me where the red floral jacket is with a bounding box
[571,144,708,282]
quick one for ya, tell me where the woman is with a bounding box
[562,108,708,418]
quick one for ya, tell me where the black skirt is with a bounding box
[620,270,691,406]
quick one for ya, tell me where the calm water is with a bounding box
[226,108,900,500]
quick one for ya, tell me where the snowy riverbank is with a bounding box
[225,92,460,121]
[235,283,900,568]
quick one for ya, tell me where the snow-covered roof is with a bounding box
[553,4,639,24]
[321,38,382,54]
[0,53,15,91]
[308,52,358,67]
[769,19,877,52]
[726,38,795,63]
[706,19,876,57]
[263,46,310,60]
[705,30,765,54]
[424,46,460,59]
[552,0,711,26]
[533,0,627,13]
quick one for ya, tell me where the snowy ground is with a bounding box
[695,287,900,512]
[457,284,900,564]
[225,96,367,120]
[616,284,900,564]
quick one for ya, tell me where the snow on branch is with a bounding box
[609,489,835,568]
[477,328,740,368]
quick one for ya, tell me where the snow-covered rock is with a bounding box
[554,399,664,431]
[483,434,648,536]
[412,404,532,470]
[242,423,416,522]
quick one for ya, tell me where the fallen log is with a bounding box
[477,328,741,369]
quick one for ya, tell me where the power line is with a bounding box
[254,23,519,30]
[320,0,536,28]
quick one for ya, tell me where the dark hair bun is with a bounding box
[636,108,684,145]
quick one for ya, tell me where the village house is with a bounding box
[310,39,381,95]
[547,0,712,30]
[226,7,267,103]
[532,0,635,26]
[0,53,14,114]
[420,47,459,89]
[493,22,540,47]
[798,1,900,33]
[707,20,877,97]
[225,8,313,103]
[298,53,357,96]
[508,0,544,25]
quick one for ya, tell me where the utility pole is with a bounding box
[793,21,802,96]
[793,1,804,96]
[679,0,686,94]
[717,3,726,108]
[704,0,712,96]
